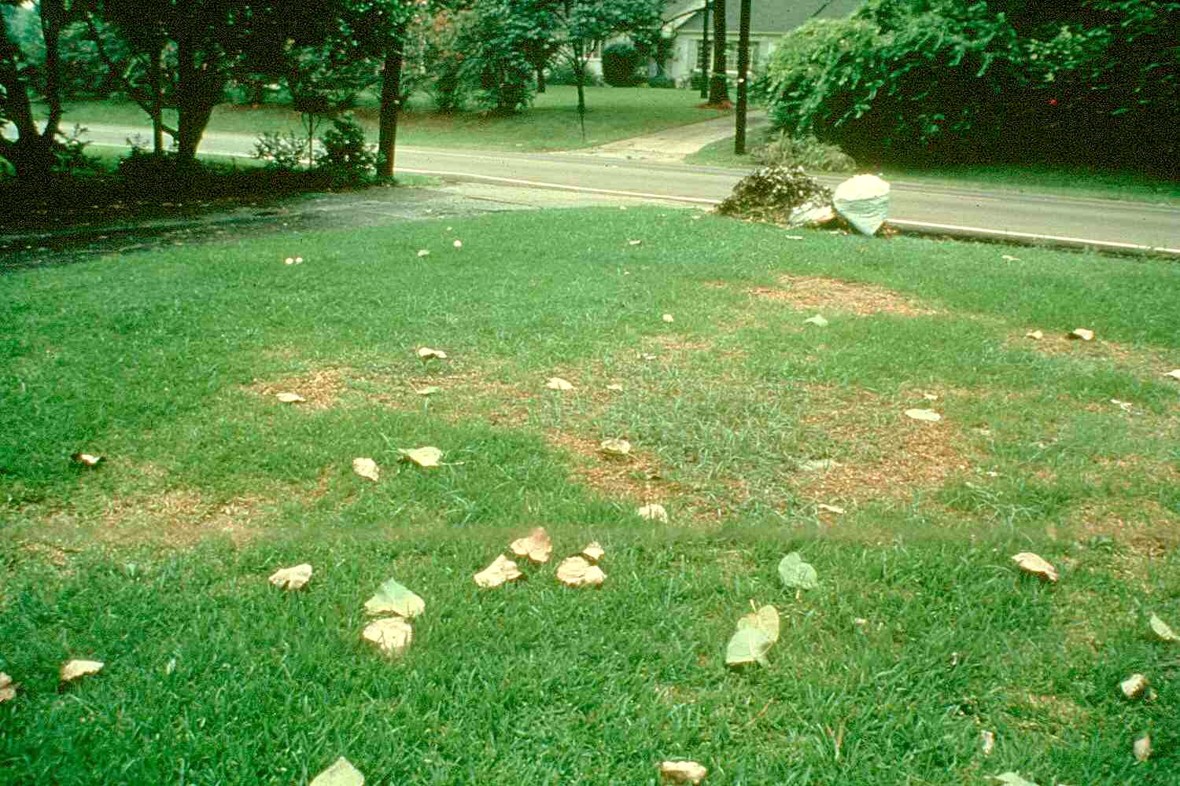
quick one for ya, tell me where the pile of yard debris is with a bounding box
[716,165,891,236]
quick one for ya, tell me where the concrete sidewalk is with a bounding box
[580,110,767,162]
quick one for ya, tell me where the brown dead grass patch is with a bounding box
[1020,693,1091,727]
[546,431,670,504]
[795,386,973,502]
[749,275,939,317]
[247,367,347,409]
[1064,498,1180,557]
[1011,331,1179,378]
[31,488,265,549]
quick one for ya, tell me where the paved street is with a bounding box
[73,123,1180,255]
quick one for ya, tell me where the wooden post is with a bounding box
[735,0,750,154]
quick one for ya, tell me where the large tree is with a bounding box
[96,0,331,164]
[1,0,69,179]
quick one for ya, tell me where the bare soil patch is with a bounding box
[749,275,939,317]
[795,386,973,502]
[247,368,347,409]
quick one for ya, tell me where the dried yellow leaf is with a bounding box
[60,659,103,683]
[268,563,313,590]
[398,446,443,468]
[1134,734,1152,763]
[1025,330,1044,340]
[509,527,552,564]
[817,503,845,515]
[71,452,103,467]
[636,503,669,523]
[352,457,380,482]
[662,313,674,323]
[416,386,441,396]
[581,542,605,562]
[275,392,306,404]
[599,438,632,456]
[417,347,447,360]
[0,672,15,703]
[546,377,575,391]
[362,617,413,657]
[980,730,995,756]
[474,555,523,588]
[1069,328,1095,341]
[310,757,365,786]
[1149,612,1179,642]
[1012,552,1058,582]
[904,408,942,422]
[659,760,707,784]
[628,239,643,246]
[606,383,624,392]
[556,556,606,588]
[1167,369,1180,381]
[1120,673,1149,700]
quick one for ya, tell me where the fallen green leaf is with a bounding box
[364,577,425,618]
[778,552,819,590]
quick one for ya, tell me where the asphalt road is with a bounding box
[79,124,1180,255]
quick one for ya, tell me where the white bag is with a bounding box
[833,175,890,236]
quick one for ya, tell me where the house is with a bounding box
[661,0,864,87]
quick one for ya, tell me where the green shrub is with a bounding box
[754,131,857,172]
[547,62,604,87]
[602,41,642,87]
[254,131,309,171]
[763,0,1180,171]
[316,115,375,181]
[647,74,675,89]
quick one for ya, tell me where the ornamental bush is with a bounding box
[764,0,1179,172]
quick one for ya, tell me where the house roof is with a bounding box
[666,0,864,35]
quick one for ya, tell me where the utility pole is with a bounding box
[699,0,710,99]
[735,0,750,153]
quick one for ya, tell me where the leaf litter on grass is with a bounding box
[311,756,365,786]
[473,555,523,588]
[778,552,819,590]
[268,563,312,590]
[725,604,780,667]
[364,577,425,618]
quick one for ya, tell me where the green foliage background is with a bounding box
[763,0,1180,172]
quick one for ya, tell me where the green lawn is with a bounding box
[2,208,1179,784]
[687,132,1180,206]
[60,86,726,153]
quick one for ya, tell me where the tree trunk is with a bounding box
[699,0,710,98]
[536,65,546,93]
[735,0,750,154]
[377,19,408,178]
[572,47,586,141]
[151,41,165,155]
[707,0,728,105]
[0,1,63,180]
[40,0,65,137]
[175,39,219,165]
